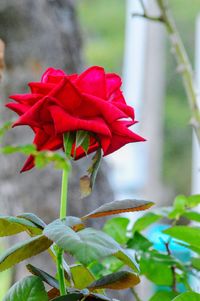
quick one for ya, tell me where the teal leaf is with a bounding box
[44,220,119,265]
[17,213,46,229]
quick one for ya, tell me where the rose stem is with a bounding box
[56,133,71,296]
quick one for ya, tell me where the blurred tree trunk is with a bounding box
[0,0,113,282]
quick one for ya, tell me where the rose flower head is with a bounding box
[7,66,145,172]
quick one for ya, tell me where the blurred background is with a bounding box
[0,0,199,299]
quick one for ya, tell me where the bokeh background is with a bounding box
[0,0,199,299]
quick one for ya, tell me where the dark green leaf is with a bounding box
[51,291,113,301]
[44,220,119,265]
[103,217,129,244]
[48,293,82,301]
[75,131,90,154]
[132,212,161,233]
[63,132,75,158]
[127,232,153,251]
[0,216,41,236]
[149,291,178,301]
[26,264,59,289]
[172,292,200,301]
[0,235,52,271]
[82,199,154,219]
[163,226,200,249]
[2,275,48,301]
[88,271,140,290]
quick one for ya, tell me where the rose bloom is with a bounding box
[7,66,144,172]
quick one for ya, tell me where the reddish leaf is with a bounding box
[82,199,154,219]
[88,271,140,290]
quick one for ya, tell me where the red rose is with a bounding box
[7,66,144,172]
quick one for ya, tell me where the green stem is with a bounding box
[60,167,69,220]
[56,166,70,295]
[56,247,66,296]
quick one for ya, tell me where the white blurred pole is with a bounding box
[107,0,148,199]
[192,15,200,194]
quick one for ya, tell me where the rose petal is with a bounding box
[106,73,122,98]
[76,66,106,99]
[41,67,66,83]
[49,105,111,137]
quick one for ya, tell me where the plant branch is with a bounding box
[164,240,177,292]
[130,288,142,301]
[132,12,164,23]
[156,0,200,144]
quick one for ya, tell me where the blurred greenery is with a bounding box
[0,244,11,299]
[78,0,200,196]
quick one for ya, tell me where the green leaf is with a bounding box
[132,212,161,233]
[186,194,200,208]
[163,226,200,249]
[0,216,41,237]
[0,235,52,271]
[44,220,119,265]
[114,249,139,273]
[17,213,46,229]
[103,217,129,244]
[75,131,90,155]
[26,264,59,289]
[127,232,153,251]
[191,257,200,270]
[172,292,200,301]
[2,275,48,301]
[169,195,187,219]
[69,264,95,289]
[88,271,140,290]
[63,132,75,158]
[149,291,178,301]
[140,254,173,285]
[82,199,154,219]
[0,144,36,155]
[182,211,200,222]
